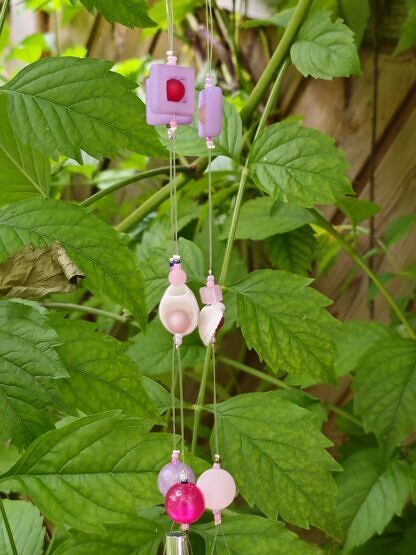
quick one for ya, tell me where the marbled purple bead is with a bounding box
[157,462,195,497]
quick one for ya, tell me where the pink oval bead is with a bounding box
[165,482,205,525]
[169,266,187,286]
[196,467,236,511]
[157,462,195,497]
[166,310,191,334]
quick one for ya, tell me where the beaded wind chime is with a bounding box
[146,0,236,552]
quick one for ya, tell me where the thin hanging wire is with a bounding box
[165,0,174,53]
[177,347,186,463]
[171,342,177,450]
[212,344,219,455]
[172,131,179,255]
[208,148,213,274]
[205,0,214,74]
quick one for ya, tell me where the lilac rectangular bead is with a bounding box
[200,283,223,305]
[148,64,195,117]
[198,87,222,138]
[146,80,193,125]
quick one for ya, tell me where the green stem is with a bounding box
[42,302,137,326]
[240,0,313,125]
[45,530,56,555]
[115,159,203,233]
[220,357,363,427]
[0,0,10,36]
[191,345,212,453]
[0,497,18,555]
[311,209,416,339]
[81,166,190,208]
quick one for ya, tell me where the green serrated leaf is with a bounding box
[0,198,147,329]
[0,57,165,162]
[195,513,321,554]
[212,392,340,536]
[335,321,397,377]
[231,269,339,383]
[0,300,67,448]
[340,0,370,47]
[157,98,242,160]
[291,10,361,79]
[249,119,352,207]
[51,318,159,420]
[53,509,169,555]
[0,413,172,534]
[266,225,316,275]
[127,319,205,376]
[0,500,45,555]
[394,7,416,55]
[0,95,50,206]
[354,338,416,452]
[80,0,156,28]
[337,197,380,227]
[226,197,314,241]
[337,449,411,552]
[384,214,416,246]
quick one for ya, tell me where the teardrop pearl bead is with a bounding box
[196,466,236,511]
[166,310,191,334]
[165,482,205,525]
[157,462,195,497]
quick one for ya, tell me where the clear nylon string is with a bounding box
[177,347,185,462]
[171,341,176,450]
[165,0,174,53]
[208,148,213,274]
[172,132,179,255]
[212,344,219,455]
[205,0,214,74]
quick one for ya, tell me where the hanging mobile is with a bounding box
[151,0,205,550]
[196,0,237,529]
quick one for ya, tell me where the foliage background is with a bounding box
[0,0,415,554]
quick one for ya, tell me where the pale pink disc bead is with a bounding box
[166,310,191,334]
[196,465,236,512]
[165,482,205,525]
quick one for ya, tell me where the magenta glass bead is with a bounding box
[165,482,205,525]
[157,462,195,497]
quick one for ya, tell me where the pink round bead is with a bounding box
[166,310,191,334]
[196,467,236,511]
[157,462,195,497]
[169,266,187,286]
[165,482,205,525]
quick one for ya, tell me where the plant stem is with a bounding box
[311,209,416,339]
[42,302,137,326]
[219,357,363,427]
[81,166,190,208]
[239,0,313,125]
[191,345,212,453]
[115,159,203,233]
[0,0,10,36]
[0,497,18,555]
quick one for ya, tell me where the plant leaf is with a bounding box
[337,449,411,551]
[394,6,416,55]
[195,514,321,554]
[0,500,44,555]
[226,197,314,241]
[354,338,416,451]
[0,95,50,206]
[249,119,352,207]
[266,226,316,275]
[230,269,339,383]
[80,0,156,28]
[0,198,147,328]
[337,197,380,227]
[340,0,370,47]
[335,321,397,377]
[291,10,361,79]
[0,57,165,162]
[383,214,416,246]
[0,413,172,534]
[53,509,169,555]
[212,392,340,536]
[51,318,160,420]
[0,300,67,448]
[127,319,205,376]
